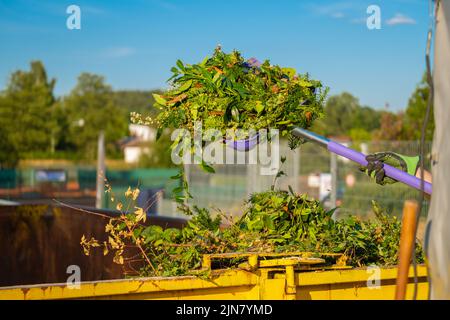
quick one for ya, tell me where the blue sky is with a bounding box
[0,0,430,110]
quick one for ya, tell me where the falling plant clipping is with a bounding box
[131,47,328,201]
[133,46,328,152]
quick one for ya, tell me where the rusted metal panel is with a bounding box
[0,204,186,286]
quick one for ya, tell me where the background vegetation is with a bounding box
[0,61,159,167]
[0,60,431,169]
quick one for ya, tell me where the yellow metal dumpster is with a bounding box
[0,253,428,300]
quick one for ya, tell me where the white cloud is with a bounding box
[386,14,416,26]
[104,47,136,58]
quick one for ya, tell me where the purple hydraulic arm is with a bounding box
[292,128,432,195]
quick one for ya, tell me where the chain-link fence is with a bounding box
[0,139,431,219]
[184,139,431,219]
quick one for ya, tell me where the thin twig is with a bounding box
[53,199,112,219]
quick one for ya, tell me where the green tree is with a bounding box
[113,90,161,116]
[352,106,381,133]
[0,119,19,168]
[403,73,434,140]
[0,61,56,156]
[64,73,127,159]
[312,92,381,138]
[52,99,74,152]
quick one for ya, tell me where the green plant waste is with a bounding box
[82,188,424,277]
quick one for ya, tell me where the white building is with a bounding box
[129,124,157,141]
[122,124,156,164]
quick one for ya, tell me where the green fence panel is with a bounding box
[0,169,16,189]
[77,168,181,190]
[77,169,97,190]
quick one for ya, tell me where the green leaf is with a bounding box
[212,72,221,83]
[153,93,167,106]
[175,80,193,94]
[156,127,163,140]
[200,56,209,66]
[176,59,185,71]
[200,161,215,173]
[276,120,291,125]
[281,67,296,79]
[172,186,184,194]
[254,101,264,113]
[133,228,142,238]
[288,185,295,195]
[175,196,185,203]
[301,208,311,215]
[299,79,313,87]
[192,109,198,121]
[233,83,248,97]
[231,106,240,122]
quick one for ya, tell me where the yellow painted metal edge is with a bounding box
[0,265,428,300]
[294,265,427,286]
[0,269,259,300]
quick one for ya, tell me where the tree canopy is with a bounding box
[113,90,161,118]
[0,61,434,168]
[312,81,433,143]
[403,73,434,141]
[0,61,165,166]
[63,73,128,159]
[0,61,56,155]
[312,92,381,139]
